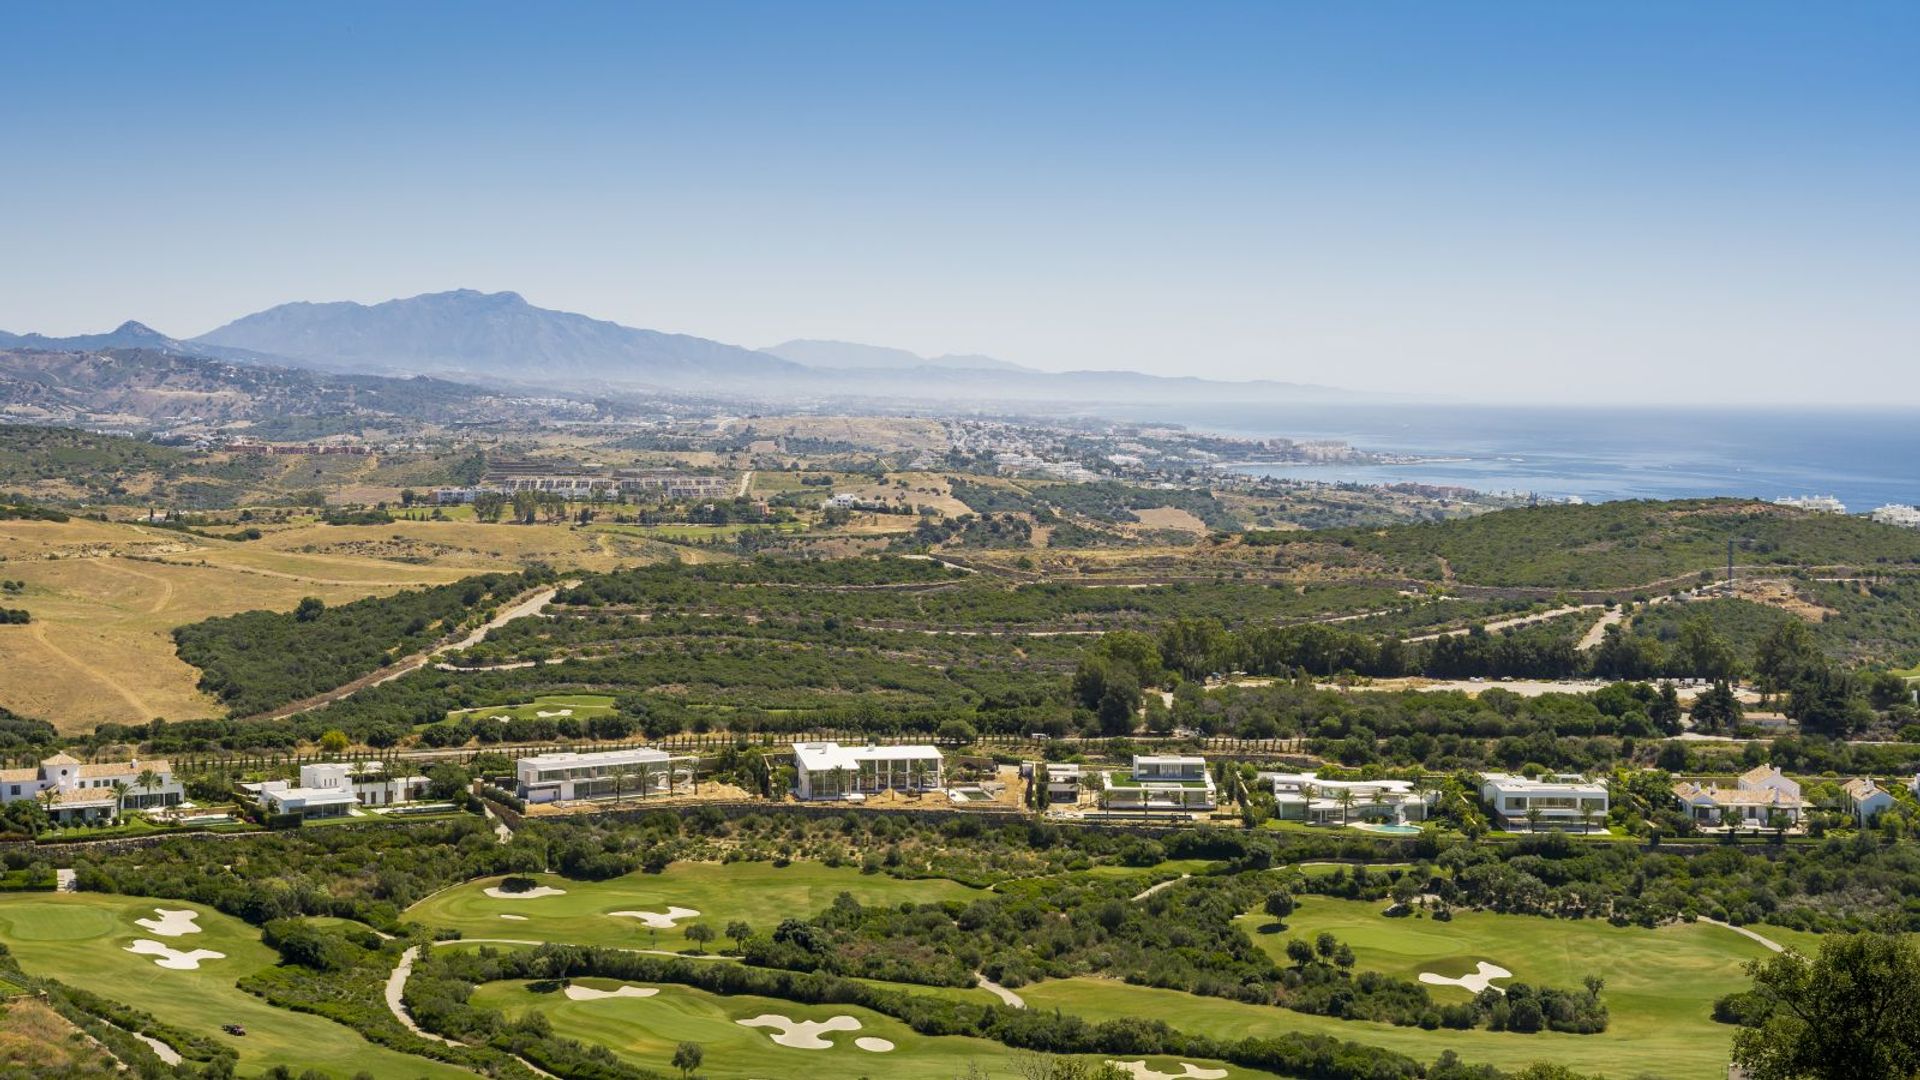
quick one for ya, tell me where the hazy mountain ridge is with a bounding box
[193,289,801,385]
[761,339,1032,373]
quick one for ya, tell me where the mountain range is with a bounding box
[4,289,1366,407]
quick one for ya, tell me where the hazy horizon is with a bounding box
[3,2,1915,406]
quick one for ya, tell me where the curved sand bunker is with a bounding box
[499,914,528,921]
[134,908,204,937]
[1418,960,1512,994]
[1108,1063,1227,1080]
[736,1014,863,1049]
[853,1037,895,1052]
[485,885,567,899]
[564,983,659,1001]
[125,939,226,970]
[610,906,700,928]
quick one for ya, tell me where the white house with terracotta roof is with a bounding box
[1841,778,1897,826]
[1673,765,1805,830]
[0,753,183,823]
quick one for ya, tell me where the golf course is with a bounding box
[0,893,472,1078]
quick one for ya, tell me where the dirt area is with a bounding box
[1736,578,1836,622]
[1128,507,1210,534]
[1309,676,1765,703]
[0,998,122,1073]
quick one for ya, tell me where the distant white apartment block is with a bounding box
[1870,504,1920,528]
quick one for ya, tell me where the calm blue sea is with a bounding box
[1102,404,1920,510]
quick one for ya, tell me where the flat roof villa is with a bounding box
[0,753,183,824]
[792,742,945,801]
[1673,765,1806,832]
[254,779,357,820]
[1039,762,1086,804]
[1101,755,1217,814]
[1481,773,1608,831]
[1267,772,1431,826]
[515,747,697,804]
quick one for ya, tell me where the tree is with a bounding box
[1731,933,1920,1080]
[935,719,978,746]
[1692,680,1744,734]
[1263,889,1295,924]
[1678,617,1742,681]
[671,1041,703,1079]
[1335,787,1356,826]
[724,920,752,952]
[294,596,326,622]
[684,923,715,953]
[109,780,131,818]
[1524,806,1545,834]
[319,730,350,755]
[136,767,163,808]
[425,763,469,801]
[1755,618,1822,693]
[1650,682,1683,735]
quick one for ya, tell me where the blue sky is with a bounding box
[2,2,1915,403]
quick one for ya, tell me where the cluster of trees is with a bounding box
[172,568,554,715]
[0,606,29,624]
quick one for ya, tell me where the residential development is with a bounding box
[791,742,945,801]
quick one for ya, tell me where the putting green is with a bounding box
[0,893,470,1079]
[473,976,1256,1079]
[448,693,616,724]
[407,861,984,951]
[1016,894,1776,1080]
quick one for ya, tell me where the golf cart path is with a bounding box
[1131,874,1191,901]
[1698,918,1785,953]
[976,973,1025,1008]
[387,945,561,1079]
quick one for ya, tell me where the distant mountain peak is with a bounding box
[761,338,1032,373]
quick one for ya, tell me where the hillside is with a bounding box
[1263,499,1920,590]
[0,347,570,432]
[761,338,1031,372]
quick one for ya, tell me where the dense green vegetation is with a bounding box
[1268,500,1920,589]
[947,478,1239,531]
[172,568,553,715]
[0,424,184,491]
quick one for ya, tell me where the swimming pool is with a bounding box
[1355,823,1422,835]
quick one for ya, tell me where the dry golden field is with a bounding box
[0,516,695,732]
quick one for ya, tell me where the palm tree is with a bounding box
[1524,806,1545,834]
[136,768,162,809]
[1584,808,1604,835]
[36,787,59,819]
[613,766,637,805]
[1368,788,1389,821]
[109,780,131,819]
[1336,788,1356,827]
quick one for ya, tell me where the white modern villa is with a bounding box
[1672,765,1806,831]
[791,741,945,801]
[515,747,697,804]
[1267,771,1431,826]
[250,761,434,820]
[0,753,183,824]
[1038,762,1087,805]
[1481,773,1609,830]
[1100,754,1217,814]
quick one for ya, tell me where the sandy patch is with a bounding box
[563,983,660,1001]
[485,885,566,899]
[610,906,701,928]
[499,914,528,921]
[125,939,225,970]
[1419,960,1511,994]
[132,1032,182,1065]
[134,908,203,937]
[1108,1063,1227,1080]
[736,1013,861,1049]
[853,1037,895,1052]
[534,708,573,718]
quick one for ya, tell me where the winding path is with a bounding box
[975,974,1025,1009]
[1698,917,1786,953]
[1131,874,1191,902]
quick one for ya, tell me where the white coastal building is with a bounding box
[1267,772,1431,826]
[1869,505,1920,528]
[791,742,944,801]
[0,753,183,823]
[1480,773,1609,830]
[515,747,696,804]
[1100,755,1217,813]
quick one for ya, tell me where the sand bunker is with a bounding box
[1108,1063,1228,1080]
[535,709,574,718]
[125,939,225,970]
[1419,961,1512,994]
[499,914,528,921]
[485,885,567,899]
[610,906,701,928]
[736,1013,862,1049]
[564,983,660,1001]
[853,1037,895,1053]
[134,908,203,937]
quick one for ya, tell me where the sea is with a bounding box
[1098,403,1920,511]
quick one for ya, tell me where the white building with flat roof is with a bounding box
[299,762,431,807]
[0,753,183,824]
[1101,755,1216,813]
[515,747,696,804]
[1481,773,1608,830]
[255,780,356,820]
[791,742,944,800]
[1266,772,1431,826]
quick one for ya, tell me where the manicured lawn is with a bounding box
[447,693,617,724]
[1030,893,1775,1080]
[406,861,986,951]
[0,893,470,1079]
[473,976,1257,1080]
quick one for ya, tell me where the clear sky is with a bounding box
[2,2,1915,404]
